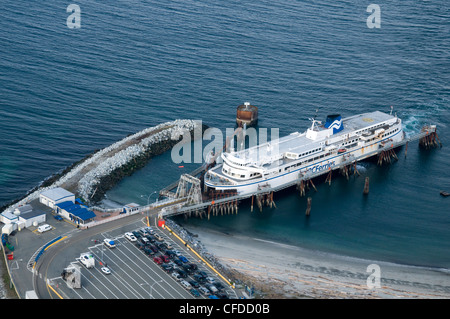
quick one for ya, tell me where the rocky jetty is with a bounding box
[1,119,204,212]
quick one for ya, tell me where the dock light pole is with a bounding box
[141,191,158,206]
[140,280,162,299]
[141,191,158,224]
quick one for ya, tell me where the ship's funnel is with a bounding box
[324,114,344,134]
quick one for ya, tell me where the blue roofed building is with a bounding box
[55,201,96,225]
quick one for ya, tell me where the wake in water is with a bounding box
[401,99,448,137]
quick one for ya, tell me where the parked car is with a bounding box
[143,247,154,256]
[132,231,141,239]
[188,280,200,288]
[145,235,156,243]
[153,256,163,265]
[213,281,225,291]
[53,215,63,221]
[178,255,188,263]
[189,288,200,297]
[149,245,159,253]
[162,242,173,249]
[176,269,188,278]
[161,255,170,263]
[171,272,181,281]
[206,276,215,283]
[198,286,209,295]
[205,284,218,294]
[215,292,229,299]
[124,232,137,242]
[165,250,176,258]
[173,259,183,266]
[144,226,154,234]
[101,266,111,275]
[37,224,52,233]
[161,264,173,272]
[156,242,166,250]
[180,280,192,289]
[182,264,195,274]
[193,274,206,283]
[140,237,150,245]
[197,271,208,278]
[187,263,198,271]
[103,239,116,248]
[135,242,145,250]
[138,228,148,236]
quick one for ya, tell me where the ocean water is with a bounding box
[1,1,449,268]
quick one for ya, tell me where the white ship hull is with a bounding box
[205,111,404,196]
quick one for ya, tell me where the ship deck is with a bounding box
[221,111,398,173]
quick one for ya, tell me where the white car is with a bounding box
[198,287,209,295]
[180,280,192,289]
[101,267,111,275]
[171,272,181,281]
[37,224,52,233]
[124,232,137,242]
[104,239,116,248]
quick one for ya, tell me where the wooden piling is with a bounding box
[299,180,305,196]
[251,195,254,212]
[309,179,318,192]
[435,132,442,148]
[363,177,370,195]
[325,170,332,185]
[305,197,312,217]
[256,195,262,212]
[353,162,360,176]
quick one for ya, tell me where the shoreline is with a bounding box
[182,224,450,299]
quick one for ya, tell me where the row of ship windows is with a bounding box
[298,147,322,158]
[223,167,261,179]
[343,138,358,146]
[381,127,399,138]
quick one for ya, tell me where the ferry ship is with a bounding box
[204,110,404,195]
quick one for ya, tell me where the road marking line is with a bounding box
[47,283,64,299]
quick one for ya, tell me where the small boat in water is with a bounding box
[440,191,449,197]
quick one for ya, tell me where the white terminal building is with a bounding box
[39,187,75,208]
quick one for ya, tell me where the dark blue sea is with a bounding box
[1,1,449,268]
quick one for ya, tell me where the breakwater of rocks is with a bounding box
[1,119,205,213]
[77,119,206,204]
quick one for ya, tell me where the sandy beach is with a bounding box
[184,225,450,299]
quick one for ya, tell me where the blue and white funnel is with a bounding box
[324,114,344,134]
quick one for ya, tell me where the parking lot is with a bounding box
[48,221,237,299]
